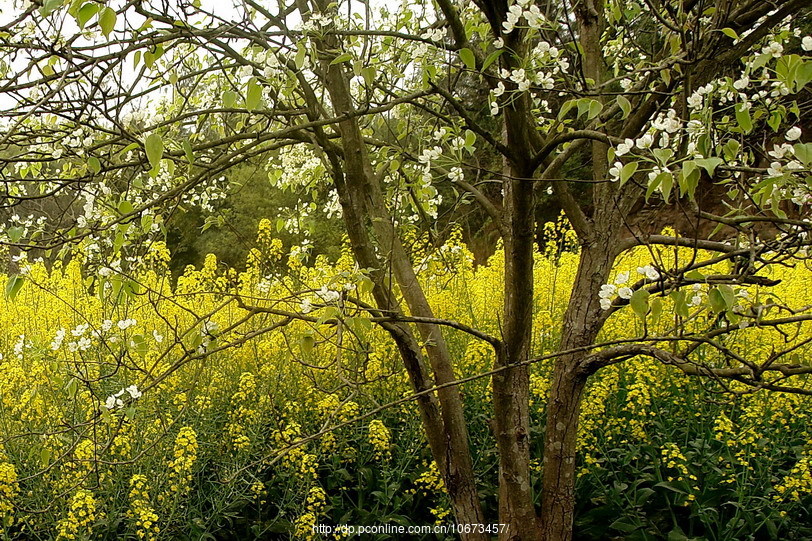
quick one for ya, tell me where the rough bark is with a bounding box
[491,28,545,535]
[539,239,616,540]
[493,167,539,540]
[310,6,487,533]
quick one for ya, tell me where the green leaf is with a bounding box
[558,99,578,120]
[141,214,153,232]
[646,172,671,202]
[294,46,307,70]
[795,61,812,92]
[630,289,650,320]
[99,7,116,37]
[680,160,700,199]
[118,200,134,215]
[459,48,476,70]
[300,334,315,354]
[40,447,51,467]
[685,270,705,281]
[77,2,98,28]
[708,287,727,312]
[735,104,752,133]
[720,27,739,40]
[718,284,736,309]
[5,275,25,301]
[620,161,638,186]
[482,49,504,71]
[671,290,690,318]
[616,95,631,119]
[667,527,690,541]
[767,111,782,132]
[694,157,723,177]
[7,226,24,243]
[144,133,163,171]
[576,98,602,120]
[88,156,101,173]
[245,77,262,110]
[40,0,63,17]
[361,66,376,85]
[222,90,236,108]
[587,99,603,120]
[793,143,812,166]
[131,334,148,357]
[330,52,353,65]
[65,377,79,398]
[723,139,741,161]
[650,297,663,325]
[660,172,673,202]
[182,139,195,163]
[358,276,374,295]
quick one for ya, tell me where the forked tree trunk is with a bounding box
[539,240,616,540]
[311,14,487,534]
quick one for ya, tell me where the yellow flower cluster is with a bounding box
[411,460,445,496]
[368,420,392,461]
[57,489,100,540]
[128,474,160,539]
[293,512,317,540]
[145,241,171,267]
[164,427,197,498]
[0,458,19,528]
[774,437,812,502]
[249,480,267,505]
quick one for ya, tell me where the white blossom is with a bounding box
[608,161,622,182]
[50,328,66,350]
[599,284,617,299]
[117,318,137,330]
[125,385,142,399]
[762,41,784,58]
[616,138,634,156]
[617,287,633,300]
[733,76,749,90]
[637,265,660,280]
[786,126,802,141]
[448,167,464,182]
[635,134,654,149]
[317,286,340,303]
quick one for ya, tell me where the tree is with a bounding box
[1,0,811,539]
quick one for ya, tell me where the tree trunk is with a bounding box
[493,152,541,540]
[539,240,616,540]
[311,15,487,534]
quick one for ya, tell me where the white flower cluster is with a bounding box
[766,136,804,178]
[300,11,334,34]
[414,28,446,58]
[688,284,704,307]
[598,271,631,310]
[598,267,660,311]
[105,385,142,409]
[502,0,547,34]
[13,334,28,360]
[299,286,341,314]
